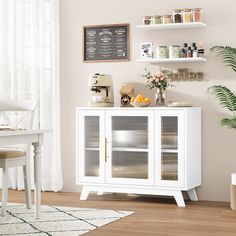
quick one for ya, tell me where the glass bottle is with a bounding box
[193,47,198,58]
[193,8,202,22]
[152,15,162,24]
[173,9,182,23]
[162,15,173,24]
[183,43,188,57]
[181,48,186,58]
[183,9,193,23]
[187,47,192,58]
[143,16,152,25]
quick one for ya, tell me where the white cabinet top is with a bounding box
[76,107,201,111]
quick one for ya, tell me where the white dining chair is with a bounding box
[0,100,37,216]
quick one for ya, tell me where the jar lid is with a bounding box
[153,15,162,18]
[159,46,168,48]
[163,15,172,17]
[183,9,192,12]
[171,45,180,47]
[143,16,152,18]
[173,9,182,13]
[194,8,202,10]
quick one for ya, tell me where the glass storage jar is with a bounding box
[152,15,162,24]
[173,9,182,23]
[162,15,173,24]
[143,16,152,25]
[193,8,202,22]
[183,9,193,23]
[156,46,168,59]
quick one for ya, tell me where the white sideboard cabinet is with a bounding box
[76,107,201,207]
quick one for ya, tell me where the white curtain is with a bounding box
[0,0,63,191]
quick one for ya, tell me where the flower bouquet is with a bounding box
[141,68,173,106]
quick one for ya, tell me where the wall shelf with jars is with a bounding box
[138,8,207,63]
[140,8,205,27]
[137,57,207,64]
[136,22,207,30]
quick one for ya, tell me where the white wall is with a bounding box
[60,0,236,201]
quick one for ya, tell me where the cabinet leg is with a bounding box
[174,191,185,207]
[187,188,198,201]
[80,187,90,200]
[97,191,104,196]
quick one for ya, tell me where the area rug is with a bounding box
[0,203,133,235]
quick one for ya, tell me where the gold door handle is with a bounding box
[105,137,109,162]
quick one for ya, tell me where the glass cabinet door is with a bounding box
[156,111,184,187]
[106,110,154,185]
[78,110,105,183]
[84,116,100,177]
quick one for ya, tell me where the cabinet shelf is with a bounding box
[85,147,99,151]
[136,22,207,30]
[85,146,149,152]
[112,147,148,152]
[137,57,207,64]
[161,149,178,153]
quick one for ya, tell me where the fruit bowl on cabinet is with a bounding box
[130,101,151,107]
[130,95,151,107]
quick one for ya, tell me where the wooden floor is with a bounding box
[5,190,236,236]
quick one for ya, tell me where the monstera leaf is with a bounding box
[211,46,236,72]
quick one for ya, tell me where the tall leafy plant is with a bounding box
[209,46,236,129]
[208,86,236,128]
[210,46,236,72]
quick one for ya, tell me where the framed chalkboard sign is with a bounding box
[83,24,130,62]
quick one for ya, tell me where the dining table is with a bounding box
[0,129,49,219]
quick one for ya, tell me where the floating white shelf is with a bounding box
[136,22,207,30]
[137,57,207,64]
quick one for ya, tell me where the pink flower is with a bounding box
[153,73,160,77]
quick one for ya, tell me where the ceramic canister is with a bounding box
[156,46,168,59]
[169,45,181,58]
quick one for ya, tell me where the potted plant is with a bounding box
[209,46,236,129]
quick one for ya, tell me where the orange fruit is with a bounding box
[136,94,145,100]
[137,97,143,103]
